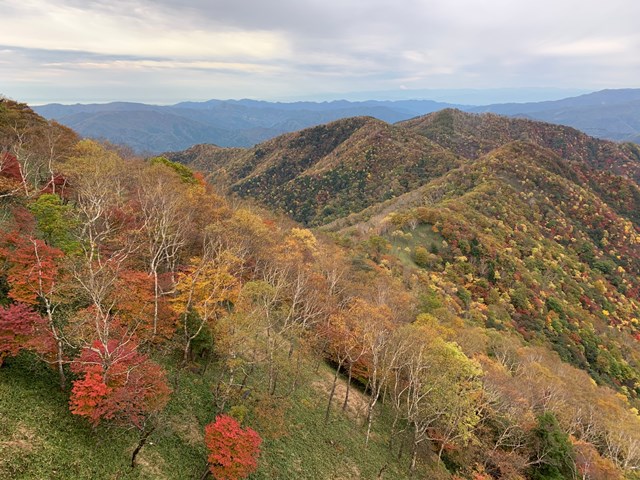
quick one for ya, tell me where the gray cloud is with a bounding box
[1,0,639,103]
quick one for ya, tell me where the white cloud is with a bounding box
[536,38,633,57]
[43,59,284,76]
[1,0,640,103]
[1,0,290,59]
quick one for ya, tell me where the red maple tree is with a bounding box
[0,303,50,365]
[204,415,262,480]
[69,337,171,428]
[0,230,63,306]
[0,152,22,183]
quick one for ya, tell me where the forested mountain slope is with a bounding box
[3,97,640,480]
[167,117,461,225]
[329,141,640,390]
[399,109,640,182]
[471,88,640,143]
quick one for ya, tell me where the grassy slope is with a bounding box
[388,224,445,268]
[0,354,443,480]
[0,354,206,480]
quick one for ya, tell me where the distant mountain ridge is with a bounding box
[33,89,640,153]
[470,89,640,143]
[34,99,461,153]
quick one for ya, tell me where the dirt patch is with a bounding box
[0,424,41,476]
[0,424,39,454]
[330,461,362,479]
[168,413,204,446]
[136,448,168,479]
[312,370,369,423]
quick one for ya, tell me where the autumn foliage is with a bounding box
[69,338,171,428]
[0,302,49,364]
[204,415,262,480]
[2,234,63,305]
[4,98,640,477]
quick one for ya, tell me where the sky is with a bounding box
[1,0,639,105]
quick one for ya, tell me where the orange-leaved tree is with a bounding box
[0,226,68,387]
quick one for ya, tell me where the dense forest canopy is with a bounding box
[2,97,640,479]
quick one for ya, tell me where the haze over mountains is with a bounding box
[34,89,640,153]
[471,89,640,144]
[34,99,461,153]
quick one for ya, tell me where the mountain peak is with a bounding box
[400,109,640,182]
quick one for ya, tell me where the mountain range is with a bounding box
[4,97,640,478]
[470,88,640,144]
[33,99,460,153]
[166,109,640,224]
[33,89,640,153]
[166,108,640,400]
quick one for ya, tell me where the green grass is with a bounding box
[0,354,447,479]
[0,354,208,479]
[388,224,444,268]
[237,363,447,479]
[253,378,432,479]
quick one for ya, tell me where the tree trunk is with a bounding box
[201,349,214,376]
[45,306,65,390]
[342,365,352,411]
[410,428,418,473]
[56,339,66,390]
[438,442,446,461]
[410,447,418,475]
[365,405,374,447]
[183,338,191,365]
[325,363,342,423]
[389,411,400,451]
[239,371,249,391]
[364,378,374,447]
[199,464,210,480]
[217,371,233,414]
[314,339,328,373]
[131,425,155,468]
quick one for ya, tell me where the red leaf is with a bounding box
[204,415,262,480]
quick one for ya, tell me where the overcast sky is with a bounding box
[1,0,639,104]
